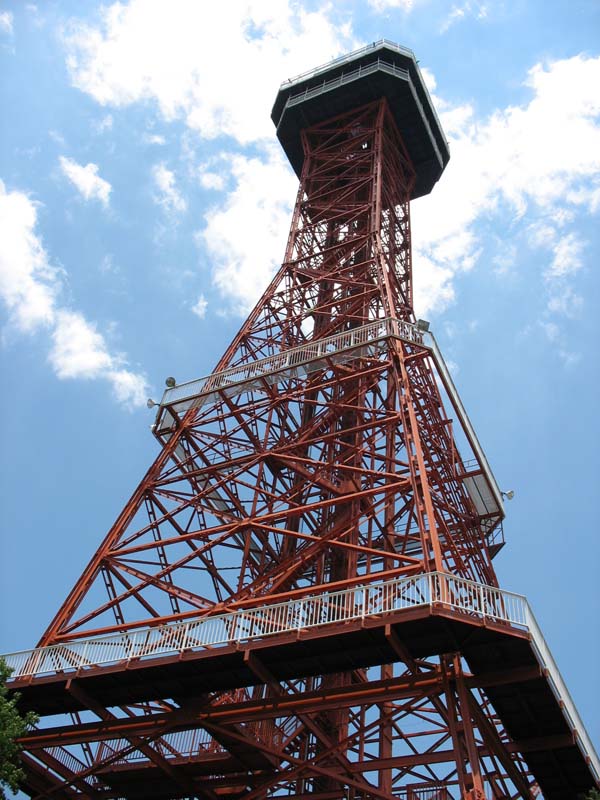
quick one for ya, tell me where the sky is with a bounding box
[0,0,599,766]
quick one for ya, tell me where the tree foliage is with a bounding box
[0,658,38,799]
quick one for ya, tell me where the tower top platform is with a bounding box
[272,40,450,199]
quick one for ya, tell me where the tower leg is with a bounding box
[443,653,486,800]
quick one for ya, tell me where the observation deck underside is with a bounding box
[9,574,598,799]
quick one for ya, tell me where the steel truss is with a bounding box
[18,99,540,798]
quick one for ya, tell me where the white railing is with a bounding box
[158,317,423,409]
[286,59,410,109]
[4,571,598,782]
[427,331,504,513]
[281,40,415,88]
[524,606,600,783]
[3,572,525,680]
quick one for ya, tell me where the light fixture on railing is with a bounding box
[501,490,515,501]
[165,376,176,388]
[416,319,430,332]
[146,398,158,409]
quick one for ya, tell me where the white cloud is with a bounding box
[547,286,583,318]
[195,54,599,323]
[0,10,13,35]
[61,4,598,337]
[411,53,600,319]
[93,113,113,133]
[439,2,488,32]
[49,309,113,378]
[440,5,466,31]
[63,0,355,145]
[191,294,207,318]
[199,144,296,314]
[100,253,118,274]
[59,156,112,206]
[0,179,148,407]
[152,163,186,214]
[547,232,584,279]
[0,180,58,331]
[143,133,166,145]
[199,171,225,191]
[109,367,149,406]
[368,0,416,10]
[539,319,581,366]
[412,255,456,319]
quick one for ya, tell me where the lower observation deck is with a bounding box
[7,572,599,798]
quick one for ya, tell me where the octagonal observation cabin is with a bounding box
[271,39,450,200]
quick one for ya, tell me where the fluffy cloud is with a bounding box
[0,180,148,407]
[368,0,416,10]
[62,3,599,330]
[439,1,488,32]
[59,156,112,206]
[143,133,166,145]
[199,145,296,314]
[152,163,186,214]
[191,294,207,319]
[93,113,113,134]
[197,54,599,321]
[0,182,58,331]
[0,11,13,35]
[411,53,600,318]
[63,0,354,145]
[198,170,225,192]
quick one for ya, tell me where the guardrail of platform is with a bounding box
[286,59,411,108]
[280,40,415,88]
[5,571,598,780]
[3,572,527,680]
[156,317,423,410]
[524,605,600,782]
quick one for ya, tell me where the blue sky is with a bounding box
[0,0,598,761]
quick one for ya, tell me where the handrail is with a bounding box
[3,572,526,679]
[280,40,415,88]
[524,605,600,782]
[286,59,410,108]
[157,317,423,409]
[4,571,598,781]
[425,330,504,513]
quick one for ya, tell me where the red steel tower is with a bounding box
[6,41,599,800]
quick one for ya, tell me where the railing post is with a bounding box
[479,584,485,620]
[181,622,189,652]
[428,571,434,606]
[80,639,89,669]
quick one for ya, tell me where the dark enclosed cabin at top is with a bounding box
[271,39,450,201]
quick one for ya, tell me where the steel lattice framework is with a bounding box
[9,41,599,800]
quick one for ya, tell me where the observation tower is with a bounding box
[5,40,599,800]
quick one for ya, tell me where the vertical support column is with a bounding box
[442,653,486,800]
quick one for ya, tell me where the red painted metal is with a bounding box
[14,55,581,800]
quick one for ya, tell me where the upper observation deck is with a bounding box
[271,40,450,199]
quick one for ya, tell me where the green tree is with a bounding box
[581,790,600,800]
[0,658,38,799]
